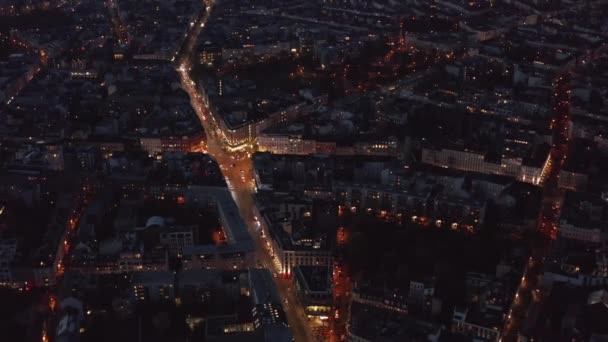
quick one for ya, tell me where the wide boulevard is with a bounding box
[175,2,315,341]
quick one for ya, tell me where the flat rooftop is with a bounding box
[294,265,331,293]
[181,186,255,256]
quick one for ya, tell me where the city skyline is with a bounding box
[1,1,608,342]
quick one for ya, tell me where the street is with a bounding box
[500,74,571,341]
[174,2,314,341]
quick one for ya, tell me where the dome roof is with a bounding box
[146,216,165,228]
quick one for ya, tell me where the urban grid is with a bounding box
[0,0,608,341]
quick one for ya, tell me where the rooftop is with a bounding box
[560,191,608,229]
[349,302,442,342]
[293,265,331,293]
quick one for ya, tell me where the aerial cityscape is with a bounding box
[1,0,608,341]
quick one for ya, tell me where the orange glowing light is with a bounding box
[49,295,57,312]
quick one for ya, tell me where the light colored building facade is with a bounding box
[421,147,547,185]
[140,133,205,155]
[558,221,601,244]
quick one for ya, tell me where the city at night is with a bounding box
[1,0,608,341]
